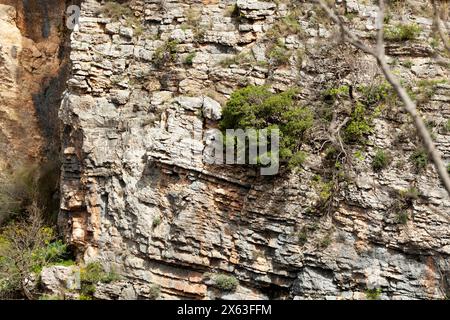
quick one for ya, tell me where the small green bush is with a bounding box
[344,102,373,143]
[184,53,196,66]
[212,274,239,292]
[319,234,332,249]
[80,262,120,298]
[410,148,428,171]
[220,85,313,169]
[153,41,179,67]
[366,288,382,300]
[385,23,422,41]
[372,149,391,172]
[266,14,304,40]
[152,216,161,228]
[396,211,409,224]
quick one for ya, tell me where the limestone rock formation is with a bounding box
[1,0,449,300]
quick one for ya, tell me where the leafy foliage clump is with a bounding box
[344,102,374,143]
[219,85,313,169]
[212,274,238,292]
[384,23,422,41]
[0,203,69,299]
[372,149,391,172]
[366,288,382,300]
[153,41,179,68]
[410,148,428,171]
[79,262,120,298]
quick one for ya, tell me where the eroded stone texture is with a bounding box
[60,0,450,299]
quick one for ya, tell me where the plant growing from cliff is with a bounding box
[410,148,428,171]
[415,79,448,105]
[344,102,373,143]
[396,211,409,224]
[212,274,238,292]
[219,52,255,68]
[267,41,292,67]
[266,13,305,40]
[102,1,134,21]
[366,288,382,300]
[384,23,422,41]
[152,216,161,228]
[297,227,308,246]
[184,53,196,66]
[79,262,120,298]
[372,149,391,172]
[153,41,179,68]
[220,85,313,169]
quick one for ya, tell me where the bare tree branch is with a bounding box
[313,0,450,197]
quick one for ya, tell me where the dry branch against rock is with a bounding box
[313,0,450,197]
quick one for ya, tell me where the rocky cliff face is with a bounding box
[0,0,72,169]
[57,0,450,300]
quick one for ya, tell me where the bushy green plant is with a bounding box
[357,83,394,107]
[220,85,313,169]
[372,149,391,172]
[184,53,196,66]
[399,187,420,201]
[396,211,409,224]
[444,119,450,133]
[219,52,255,68]
[366,288,382,300]
[384,23,422,41]
[344,102,373,143]
[410,148,428,171]
[79,262,120,298]
[152,216,161,228]
[0,203,68,299]
[322,85,350,102]
[153,40,179,67]
[212,274,238,292]
[415,79,448,104]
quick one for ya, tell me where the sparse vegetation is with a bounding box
[396,211,409,224]
[79,262,120,299]
[153,40,179,68]
[184,53,196,66]
[267,41,292,67]
[372,149,391,172]
[410,148,428,171]
[366,288,382,300]
[384,23,422,41]
[152,216,161,228]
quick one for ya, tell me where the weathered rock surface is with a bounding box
[58,0,450,300]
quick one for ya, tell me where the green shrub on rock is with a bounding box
[219,85,313,169]
[212,274,238,292]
